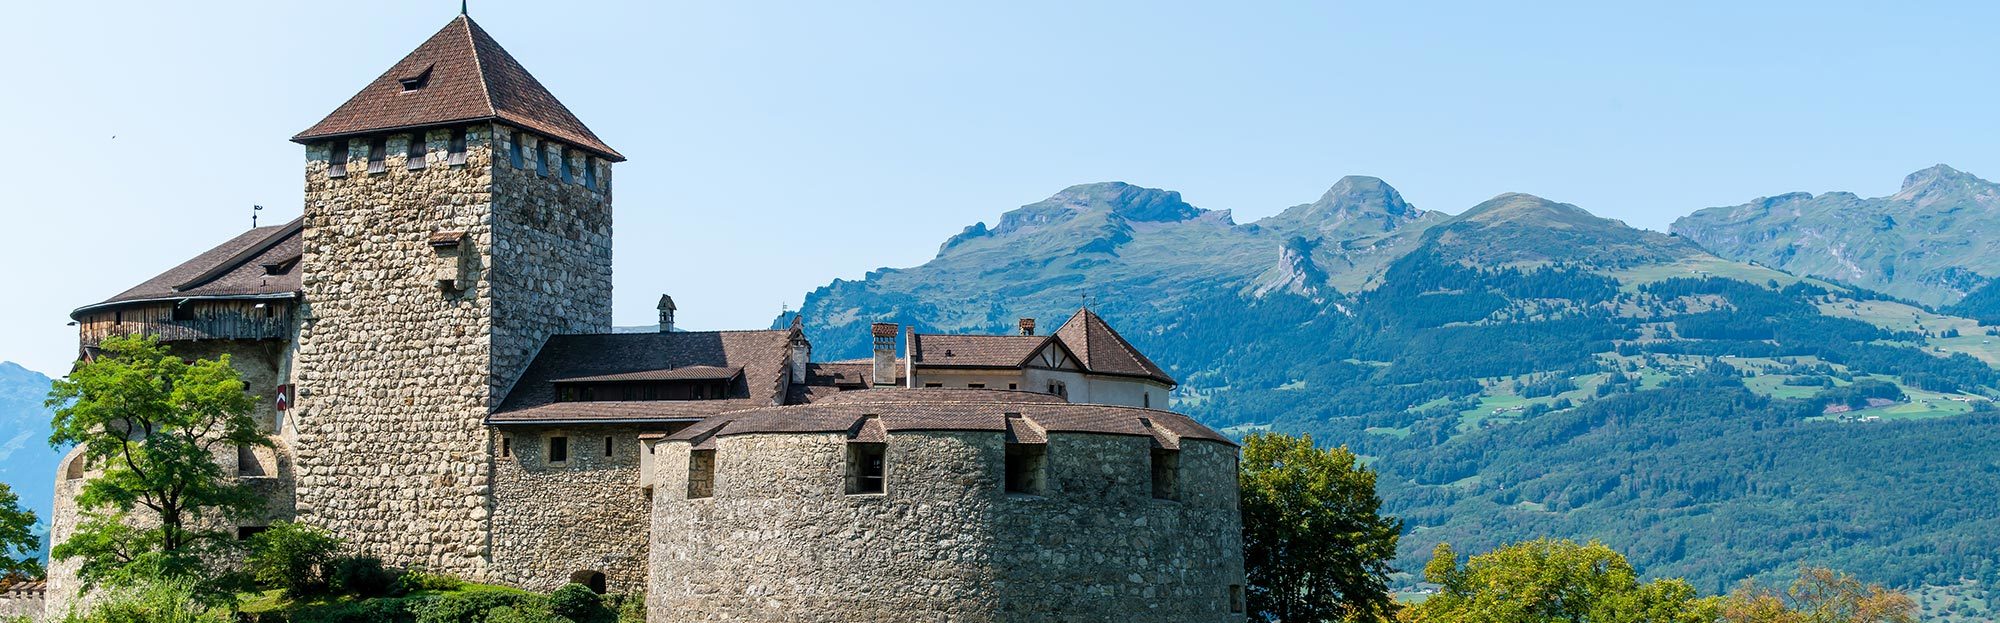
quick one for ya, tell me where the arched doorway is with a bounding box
[570,570,607,595]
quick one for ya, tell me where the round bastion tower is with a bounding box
[648,389,1248,622]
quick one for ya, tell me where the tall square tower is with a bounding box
[287,14,621,576]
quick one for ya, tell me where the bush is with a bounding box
[57,578,231,623]
[407,587,545,623]
[330,556,395,598]
[289,599,414,623]
[548,583,611,623]
[393,569,466,596]
[247,522,343,598]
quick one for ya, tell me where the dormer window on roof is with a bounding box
[399,65,434,92]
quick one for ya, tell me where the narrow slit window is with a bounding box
[508,133,525,169]
[604,436,614,458]
[687,449,716,498]
[448,127,468,166]
[967,383,985,389]
[500,437,511,458]
[1004,443,1047,495]
[535,142,549,177]
[560,147,575,184]
[329,141,348,177]
[407,132,428,170]
[367,136,387,174]
[1150,448,1179,500]
[584,157,599,190]
[1230,585,1244,614]
[846,442,887,495]
[548,436,569,463]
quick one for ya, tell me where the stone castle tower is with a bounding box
[287,14,622,576]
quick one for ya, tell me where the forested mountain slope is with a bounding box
[0,361,56,561]
[785,177,2000,604]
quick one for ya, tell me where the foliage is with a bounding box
[247,522,343,598]
[45,334,269,596]
[405,586,547,623]
[1240,433,1402,622]
[394,568,467,595]
[330,556,395,598]
[1720,568,1917,623]
[1404,539,1718,623]
[548,583,612,622]
[0,482,41,587]
[56,577,231,623]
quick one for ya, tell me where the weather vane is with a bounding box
[253,204,264,228]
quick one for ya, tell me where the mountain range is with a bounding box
[785,167,2000,617]
[0,361,57,562]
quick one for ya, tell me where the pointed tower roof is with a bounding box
[293,15,623,161]
[1052,308,1176,386]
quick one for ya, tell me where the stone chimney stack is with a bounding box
[657,295,677,333]
[1018,318,1036,336]
[871,322,899,388]
[788,315,810,384]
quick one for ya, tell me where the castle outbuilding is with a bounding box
[44,11,1246,622]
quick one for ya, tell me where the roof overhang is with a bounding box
[69,291,300,321]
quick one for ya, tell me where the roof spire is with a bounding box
[461,0,468,15]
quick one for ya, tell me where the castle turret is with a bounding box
[287,14,620,577]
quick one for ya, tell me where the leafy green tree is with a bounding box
[45,335,269,594]
[1720,567,1916,623]
[0,482,42,587]
[1240,432,1403,622]
[1405,539,1718,623]
[245,521,342,598]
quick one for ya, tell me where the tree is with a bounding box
[1240,432,1403,622]
[1720,567,1917,623]
[45,335,268,594]
[0,482,42,587]
[1404,539,1718,623]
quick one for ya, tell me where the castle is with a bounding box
[44,13,1245,622]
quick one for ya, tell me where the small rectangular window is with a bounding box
[584,157,599,190]
[1151,448,1179,500]
[687,449,716,498]
[368,136,386,174]
[500,437,511,458]
[548,436,569,463]
[1143,393,1151,408]
[172,302,195,321]
[114,310,123,325]
[329,141,348,177]
[1230,585,1244,614]
[535,142,549,177]
[604,436,614,458]
[407,133,428,170]
[1004,443,1047,495]
[846,442,886,495]
[924,383,943,388]
[448,128,468,166]
[1008,383,1017,390]
[508,133,525,169]
[560,147,575,184]
[967,383,985,389]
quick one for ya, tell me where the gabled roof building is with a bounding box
[44,12,1245,623]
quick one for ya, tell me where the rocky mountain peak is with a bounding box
[993,182,1204,234]
[1893,164,1993,206]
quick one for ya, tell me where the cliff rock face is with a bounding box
[1673,165,2000,305]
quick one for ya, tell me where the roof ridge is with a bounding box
[170,217,304,292]
[460,16,499,118]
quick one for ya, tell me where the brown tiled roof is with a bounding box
[73,218,303,317]
[1052,308,1175,386]
[492,330,792,424]
[1,579,45,596]
[293,16,623,161]
[552,365,743,384]
[909,333,1047,369]
[662,388,1230,446]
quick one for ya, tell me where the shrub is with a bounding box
[393,568,466,596]
[247,522,343,598]
[548,583,611,623]
[57,578,231,623]
[407,587,545,623]
[290,599,414,623]
[330,556,395,598]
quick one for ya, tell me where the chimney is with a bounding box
[1018,318,1036,336]
[657,295,677,332]
[788,315,810,384]
[871,322,899,388]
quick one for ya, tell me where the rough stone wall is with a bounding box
[649,431,1245,622]
[0,593,43,622]
[489,125,613,398]
[292,124,613,579]
[490,426,651,594]
[292,127,504,577]
[41,469,85,621]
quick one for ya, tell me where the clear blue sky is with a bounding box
[3,1,1997,375]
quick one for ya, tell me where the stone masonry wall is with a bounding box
[490,426,651,594]
[293,127,504,577]
[489,125,613,398]
[649,431,1245,622]
[0,593,43,622]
